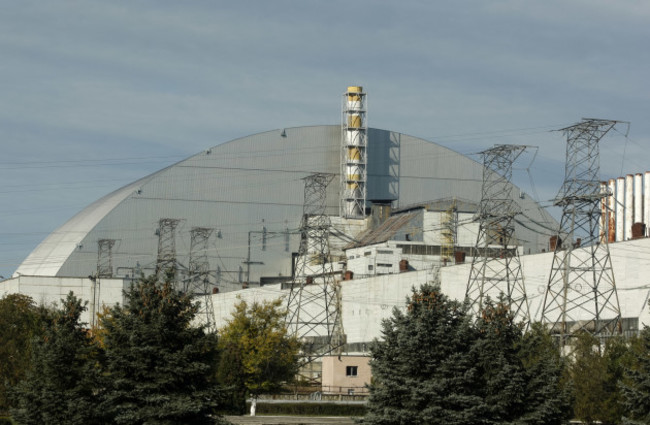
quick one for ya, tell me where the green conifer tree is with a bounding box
[364,288,573,425]
[621,326,650,425]
[472,299,529,423]
[364,285,481,425]
[100,274,227,425]
[10,293,102,425]
[517,322,572,425]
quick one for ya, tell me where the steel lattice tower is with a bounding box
[340,86,367,218]
[91,238,116,327]
[466,145,530,322]
[542,119,622,344]
[156,218,180,280]
[97,239,115,278]
[187,227,216,333]
[287,173,345,355]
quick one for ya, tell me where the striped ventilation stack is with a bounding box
[601,171,650,242]
[340,86,367,218]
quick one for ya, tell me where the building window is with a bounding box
[377,250,393,255]
[368,265,374,271]
[377,263,392,268]
[346,366,358,377]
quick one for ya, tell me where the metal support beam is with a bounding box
[466,145,530,323]
[542,119,624,347]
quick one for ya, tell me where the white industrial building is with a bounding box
[2,87,649,393]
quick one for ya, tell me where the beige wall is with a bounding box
[321,355,371,394]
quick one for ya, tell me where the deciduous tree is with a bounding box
[570,332,631,425]
[217,297,300,416]
[0,294,49,414]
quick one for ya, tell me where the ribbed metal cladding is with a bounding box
[625,174,634,240]
[645,172,650,236]
[616,177,625,241]
[634,174,643,223]
[16,126,558,288]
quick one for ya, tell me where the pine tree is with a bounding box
[602,337,632,425]
[364,285,481,425]
[472,298,572,425]
[517,323,572,425]
[10,292,102,425]
[621,326,650,425]
[471,299,529,424]
[364,287,573,425]
[100,274,227,425]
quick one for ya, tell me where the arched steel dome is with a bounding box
[15,126,556,289]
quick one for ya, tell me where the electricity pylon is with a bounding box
[188,227,216,333]
[466,145,530,323]
[91,238,115,328]
[156,218,180,281]
[286,173,345,356]
[542,119,623,346]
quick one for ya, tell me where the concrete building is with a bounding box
[5,90,648,394]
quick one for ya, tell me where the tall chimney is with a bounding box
[340,86,367,218]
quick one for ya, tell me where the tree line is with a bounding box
[2,280,650,424]
[363,285,650,425]
[0,274,299,424]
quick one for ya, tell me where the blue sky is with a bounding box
[1,0,649,279]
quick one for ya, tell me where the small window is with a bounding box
[346,366,358,377]
[377,263,392,268]
[377,250,393,255]
[364,251,371,256]
[368,265,374,271]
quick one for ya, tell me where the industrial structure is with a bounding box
[4,88,650,394]
[286,173,344,357]
[542,119,623,345]
[465,145,530,323]
[340,86,368,219]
